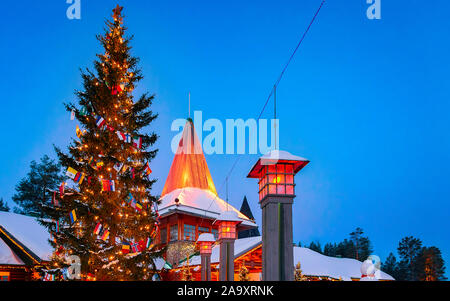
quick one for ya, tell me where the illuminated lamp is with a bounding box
[213,211,242,281]
[196,233,215,281]
[247,150,309,281]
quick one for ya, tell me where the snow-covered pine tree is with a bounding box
[41,5,162,281]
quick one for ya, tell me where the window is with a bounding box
[212,229,218,240]
[160,228,167,244]
[0,272,9,281]
[170,225,178,242]
[258,164,295,200]
[198,226,210,235]
[184,224,196,241]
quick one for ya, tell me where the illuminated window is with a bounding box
[0,272,9,281]
[258,163,296,201]
[170,225,178,242]
[184,224,196,241]
[212,229,218,240]
[198,226,210,235]
[218,221,237,240]
[160,228,167,244]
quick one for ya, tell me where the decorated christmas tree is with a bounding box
[181,264,194,281]
[40,5,162,281]
[294,262,306,281]
[239,261,250,281]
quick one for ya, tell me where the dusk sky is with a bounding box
[1,0,449,273]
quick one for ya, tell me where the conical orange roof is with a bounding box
[161,119,217,197]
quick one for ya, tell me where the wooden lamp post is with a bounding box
[247,150,309,281]
[197,233,215,281]
[213,211,242,281]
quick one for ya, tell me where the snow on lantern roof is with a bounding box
[161,119,217,197]
[0,211,53,262]
[247,150,310,178]
[213,210,242,225]
[158,188,257,228]
[197,233,215,243]
[179,236,395,281]
[0,237,24,265]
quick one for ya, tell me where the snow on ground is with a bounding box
[185,236,395,280]
[0,211,53,261]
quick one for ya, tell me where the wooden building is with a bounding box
[157,119,394,281]
[0,212,52,281]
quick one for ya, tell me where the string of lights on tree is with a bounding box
[38,5,164,281]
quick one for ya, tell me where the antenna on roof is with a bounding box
[225,176,229,211]
[274,85,277,150]
[188,92,191,119]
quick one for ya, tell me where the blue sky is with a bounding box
[1,0,449,273]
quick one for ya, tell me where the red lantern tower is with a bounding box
[247,150,309,281]
[213,211,242,281]
[196,233,215,281]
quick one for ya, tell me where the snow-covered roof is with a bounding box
[293,246,393,281]
[158,188,257,228]
[213,211,241,224]
[248,150,310,178]
[261,150,309,162]
[0,237,24,265]
[0,212,53,262]
[180,237,395,281]
[197,233,215,243]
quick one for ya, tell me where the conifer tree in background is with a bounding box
[0,198,10,212]
[308,241,323,254]
[416,246,447,281]
[397,236,422,281]
[381,252,400,280]
[350,227,373,261]
[12,155,63,217]
[41,5,162,280]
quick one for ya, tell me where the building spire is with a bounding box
[161,119,217,197]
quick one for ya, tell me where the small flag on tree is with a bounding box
[66,167,78,179]
[76,125,83,138]
[59,182,65,198]
[131,242,140,253]
[93,223,103,235]
[113,162,124,173]
[74,172,85,185]
[116,131,126,141]
[122,242,130,254]
[69,209,77,224]
[143,162,152,177]
[101,180,115,192]
[70,110,75,120]
[96,116,106,128]
[101,229,110,241]
[133,136,142,149]
[125,193,135,205]
[145,237,152,249]
[130,198,142,212]
[79,106,88,116]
